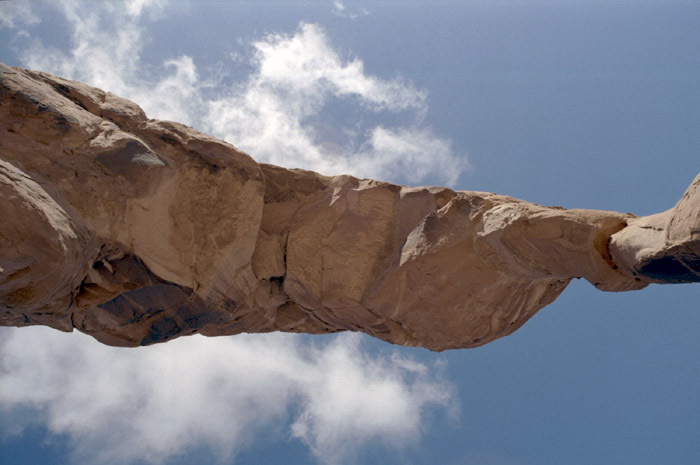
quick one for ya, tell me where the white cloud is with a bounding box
[204,22,466,183]
[22,0,144,101]
[0,0,39,38]
[0,1,39,26]
[0,327,455,465]
[358,126,462,186]
[332,1,369,20]
[18,0,201,127]
[290,337,455,464]
[9,0,466,186]
[124,0,168,17]
[253,23,423,113]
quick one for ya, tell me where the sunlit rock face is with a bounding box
[1,65,698,351]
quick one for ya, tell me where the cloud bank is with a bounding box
[9,0,466,186]
[1,328,454,465]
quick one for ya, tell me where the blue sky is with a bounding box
[1,1,699,464]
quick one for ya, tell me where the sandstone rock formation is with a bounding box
[1,64,698,351]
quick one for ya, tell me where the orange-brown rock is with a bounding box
[1,64,698,350]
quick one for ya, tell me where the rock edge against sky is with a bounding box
[1,64,698,351]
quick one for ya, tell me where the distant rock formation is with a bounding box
[1,64,698,350]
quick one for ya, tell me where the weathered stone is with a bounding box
[1,65,697,350]
[610,172,700,284]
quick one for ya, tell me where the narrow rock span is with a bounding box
[1,64,698,350]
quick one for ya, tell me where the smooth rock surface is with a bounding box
[1,65,698,350]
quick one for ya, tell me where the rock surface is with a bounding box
[1,64,698,350]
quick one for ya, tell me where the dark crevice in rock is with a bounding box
[638,247,700,283]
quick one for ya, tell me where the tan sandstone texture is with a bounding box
[1,64,698,350]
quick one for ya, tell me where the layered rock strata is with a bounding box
[1,65,698,350]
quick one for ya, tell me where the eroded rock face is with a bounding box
[1,64,698,350]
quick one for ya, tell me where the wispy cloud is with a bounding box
[18,0,202,127]
[1,327,454,465]
[204,22,465,184]
[9,0,466,186]
[331,1,369,20]
[0,0,39,38]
